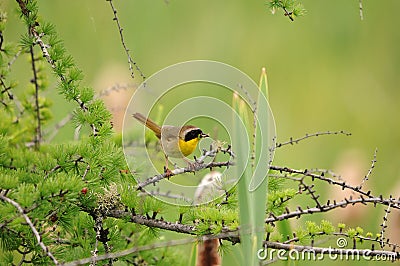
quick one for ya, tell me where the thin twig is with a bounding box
[270,165,373,198]
[97,83,136,98]
[275,130,351,148]
[106,0,145,80]
[8,48,22,69]
[0,195,59,265]
[380,196,392,248]
[282,6,294,21]
[357,148,377,190]
[45,113,73,142]
[110,210,196,234]
[139,189,193,203]
[0,31,3,51]
[265,196,400,223]
[136,147,234,189]
[308,168,342,180]
[137,160,234,190]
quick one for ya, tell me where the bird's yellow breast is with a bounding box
[178,138,199,157]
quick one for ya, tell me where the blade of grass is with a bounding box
[233,91,253,265]
[249,67,271,264]
[233,68,273,265]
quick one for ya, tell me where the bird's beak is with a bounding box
[201,133,209,138]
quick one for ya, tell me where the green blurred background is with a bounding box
[3,0,400,265]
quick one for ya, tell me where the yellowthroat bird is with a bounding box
[132,113,209,170]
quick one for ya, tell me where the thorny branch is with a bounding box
[136,145,235,190]
[357,148,377,190]
[2,148,399,264]
[275,130,351,148]
[106,0,145,80]
[380,197,392,248]
[270,165,374,198]
[4,1,395,265]
[265,196,400,223]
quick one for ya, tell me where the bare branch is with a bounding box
[109,210,196,235]
[380,196,393,248]
[275,130,351,148]
[270,165,373,198]
[136,147,234,189]
[106,0,145,80]
[97,83,136,98]
[357,148,377,190]
[139,189,193,203]
[7,48,22,70]
[307,168,342,180]
[266,196,400,224]
[45,113,73,142]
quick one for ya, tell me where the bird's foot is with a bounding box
[163,166,173,179]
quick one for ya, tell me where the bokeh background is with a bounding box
[3,0,400,265]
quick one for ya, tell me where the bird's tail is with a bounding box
[132,113,162,138]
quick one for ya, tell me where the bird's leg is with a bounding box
[163,155,173,178]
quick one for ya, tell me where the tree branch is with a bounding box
[109,210,196,235]
[106,0,145,80]
[266,196,400,223]
[357,148,377,190]
[62,230,240,266]
[136,146,234,190]
[275,130,351,148]
[270,165,374,198]
[0,194,59,265]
